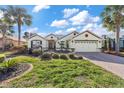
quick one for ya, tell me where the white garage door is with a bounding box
[74,41,100,52]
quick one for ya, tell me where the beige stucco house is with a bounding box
[0,34,26,50]
[28,30,102,52]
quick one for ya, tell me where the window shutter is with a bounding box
[31,41,33,48]
[40,41,42,44]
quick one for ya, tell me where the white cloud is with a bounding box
[81,23,109,36]
[77,26,81,29]
[66,27,77,33]
[23,27,48,36]
[25,27,39,33]
[54,30,64,35]
[38,32,47,36]
[32,5,50,13]
[50,20,68,27]
[69,10,100,25]
[0,10,4,19]
[63,8,79,18]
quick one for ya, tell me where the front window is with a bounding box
[31,40,42,48]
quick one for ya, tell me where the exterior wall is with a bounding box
[28,35,48,50]
[56,32,78,49]
[46,34,58,41]
[27,31,102,52]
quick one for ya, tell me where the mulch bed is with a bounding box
[103,51,124,57]
[0,63,31,82]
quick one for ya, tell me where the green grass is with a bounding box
[1,57,124,88]
[0,51,16,56]
[10,56,41,63]
[0,54,5,58]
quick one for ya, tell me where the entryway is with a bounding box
[48,40,56,50]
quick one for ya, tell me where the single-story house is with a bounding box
[28,30,102,52]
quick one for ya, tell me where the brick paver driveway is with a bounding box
[76,52,124,79]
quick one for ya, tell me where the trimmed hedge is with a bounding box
[60,54,68,60]
[32,50,42,56]
[77,56,83,60]
[41,53,52,60]
[68,54,77,59]
[0,54,5,63]
[52,53,59,59]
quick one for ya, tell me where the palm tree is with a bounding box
[101,5,124,54]
[23,32,30,41]
[0,11,14,51]
[6,6,32,46]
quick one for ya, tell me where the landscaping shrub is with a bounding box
[0,59,18,74]
[32,50,42,56]
[68,54,77,59]
[52,53,59,59]
[41,53,52,60]
[2,59,17,68]
[71,48,75,52]
[12,46,27,54]
[60,54,68,60]
[0,54,5,63]
[77,56,83,60]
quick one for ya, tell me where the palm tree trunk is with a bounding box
[17,21,21,46]
[2,34,6,51]
[115,24,120,54]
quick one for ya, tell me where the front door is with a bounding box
[48,40,55,50]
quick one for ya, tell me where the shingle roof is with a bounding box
[0,33,26,42]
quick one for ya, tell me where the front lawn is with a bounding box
[0,50,17,56]
[1,56,124,88]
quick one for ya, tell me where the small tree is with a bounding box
[58,41,65,51]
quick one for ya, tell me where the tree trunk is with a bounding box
[18,21,21,46]
[2,34,6,51]
[115,24,120,54]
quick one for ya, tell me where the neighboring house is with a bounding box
[102,34,124,50]
[28,30,102,52]
[0,34,26,50]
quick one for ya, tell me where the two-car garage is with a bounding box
[74,40,101,52]
[69,31,102,52]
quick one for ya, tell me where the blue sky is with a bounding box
[0,5,110,37]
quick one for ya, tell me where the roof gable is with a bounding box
[71,30,102,40]
[45,34,57,38]
[29,34,46,40]
[58,31,79,41]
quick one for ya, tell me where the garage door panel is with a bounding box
[74,41,99,52]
